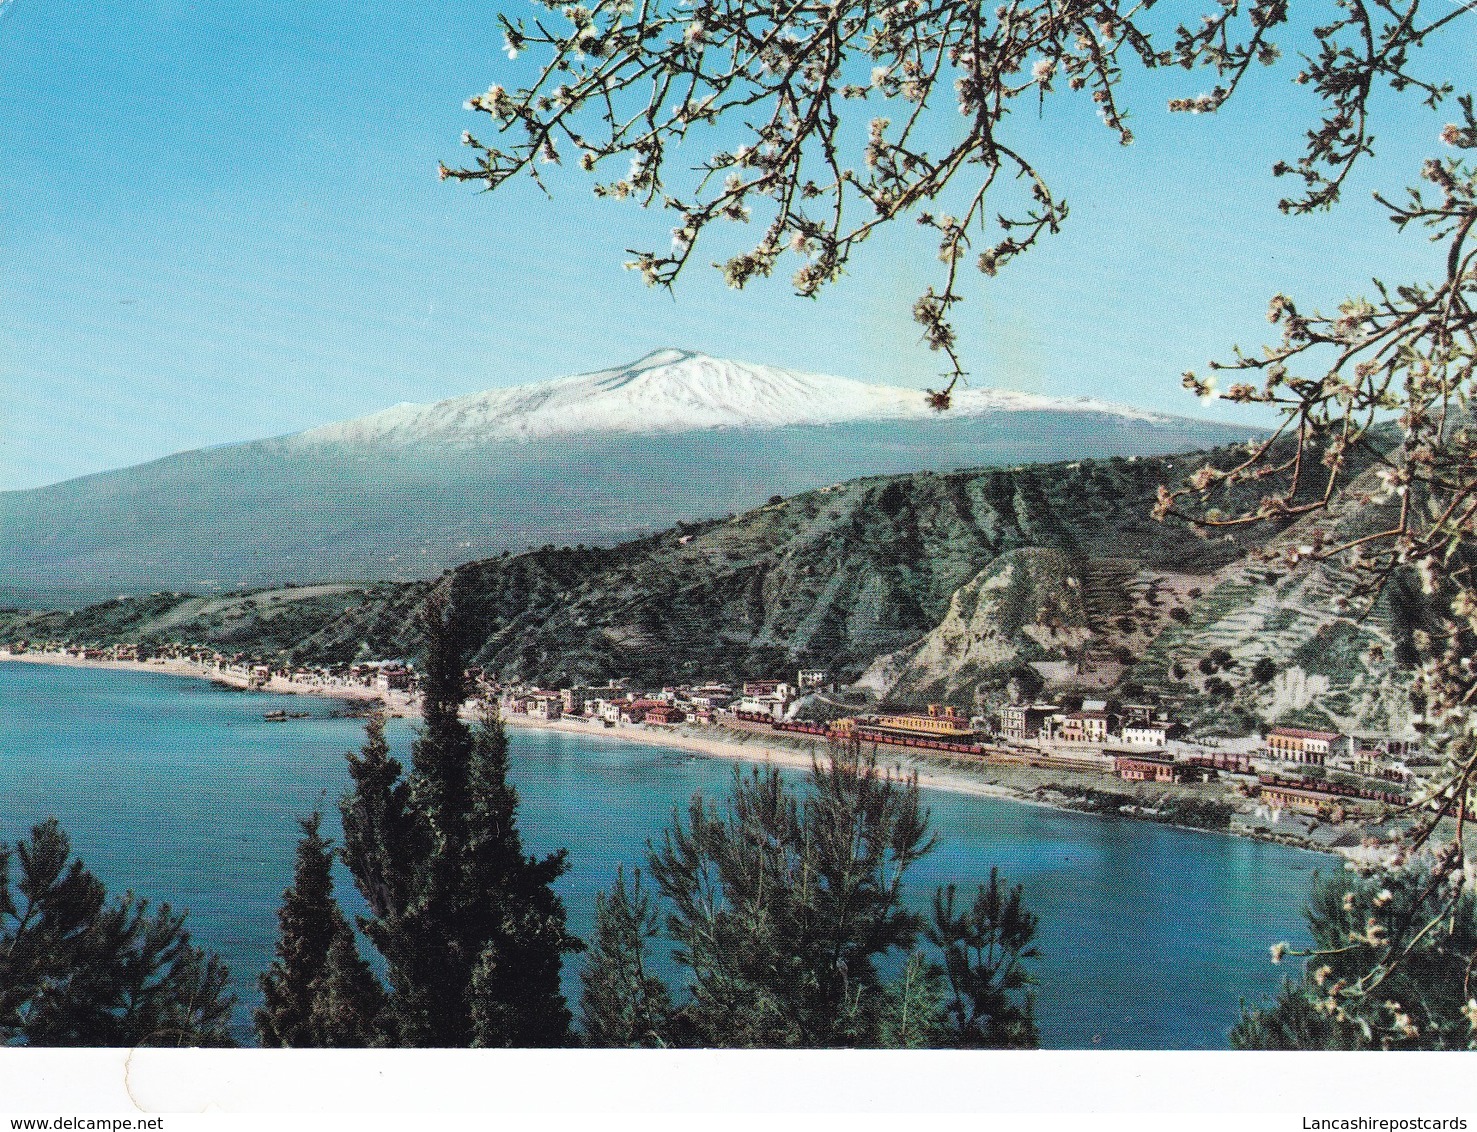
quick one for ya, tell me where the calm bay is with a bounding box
[0,660,1322,1048]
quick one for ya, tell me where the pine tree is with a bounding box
[647,738,937,1047]
[338,590,582,1047]
[1229,985,1363,1051]
[926,869,1041,1049]
[579,867,671,1047]
[876,951,946,1049]
[255,812,381,1047]
[583,738,1044,1048]
[0,819,235,1047]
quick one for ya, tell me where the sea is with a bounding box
[0,660,1325,1049]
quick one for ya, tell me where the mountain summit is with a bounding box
[293,349,1171,446]
[0,350,1264,606]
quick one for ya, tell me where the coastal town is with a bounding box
[2,637,1423,839]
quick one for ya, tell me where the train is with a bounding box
[769,717,1000,758]
[1183,752,1254,775]
[762,717,1267,781]
[1257,772,1406,807]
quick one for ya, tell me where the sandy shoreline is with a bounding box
[2,649,1349,854]
[500,710,1050,808]
[0,649,1036,807]
[0,650,418,714]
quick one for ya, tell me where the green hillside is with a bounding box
[0,434,1419,735]
[0,444,1293,678]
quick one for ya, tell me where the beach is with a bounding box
[0,648,1035,806]
[2,647,1386,858]
[500,708,1057,806]
[0,649,416,712]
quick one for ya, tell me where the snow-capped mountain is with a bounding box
[0,350,1264,607]
[293,348,1169,446]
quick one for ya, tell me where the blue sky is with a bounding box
[1,0,1471,489]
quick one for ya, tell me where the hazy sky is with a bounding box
[1,1,1470,489]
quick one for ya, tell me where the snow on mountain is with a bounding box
[292,348,1174,447]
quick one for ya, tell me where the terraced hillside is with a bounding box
[1129,459,1432,736]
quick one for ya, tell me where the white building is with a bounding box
[1122,722,1170,748]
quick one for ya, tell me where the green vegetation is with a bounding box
[257,594,584,1048]
[248,603,1045,1050]
[334,594,583,1047]
[1235,863,1477,1050]
[0,820,235,1046]
[1,427,1420,736]
[0,441,1355,698]
[1048,788,1231,833]
[578,868,672,1048]
[577,739,1040,1048]
[1165,797,1234,833]
[255,813,382,1048]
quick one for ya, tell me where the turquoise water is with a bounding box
[0,660,1322,1048]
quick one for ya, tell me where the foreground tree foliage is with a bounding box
[1235,864,1477,1050]
[578,740,1039,1047]
[0,819,234,1047]
[928,870,1040,1048]
[652,743,935,1046]
[255,813,382,1047]
[270,591,583,1047]
[578,866,671,1047]
[1159,79,1477,1049]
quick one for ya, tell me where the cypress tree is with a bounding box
[256,812,381,1047]
[579,867,671,1047]
[463,701,582,1046]
[339,591,582,1047]
[338,711,420,1044]
[312,931,385,1047]
[0,819,235,1047]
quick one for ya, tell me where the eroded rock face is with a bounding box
[857,548,1089,701]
